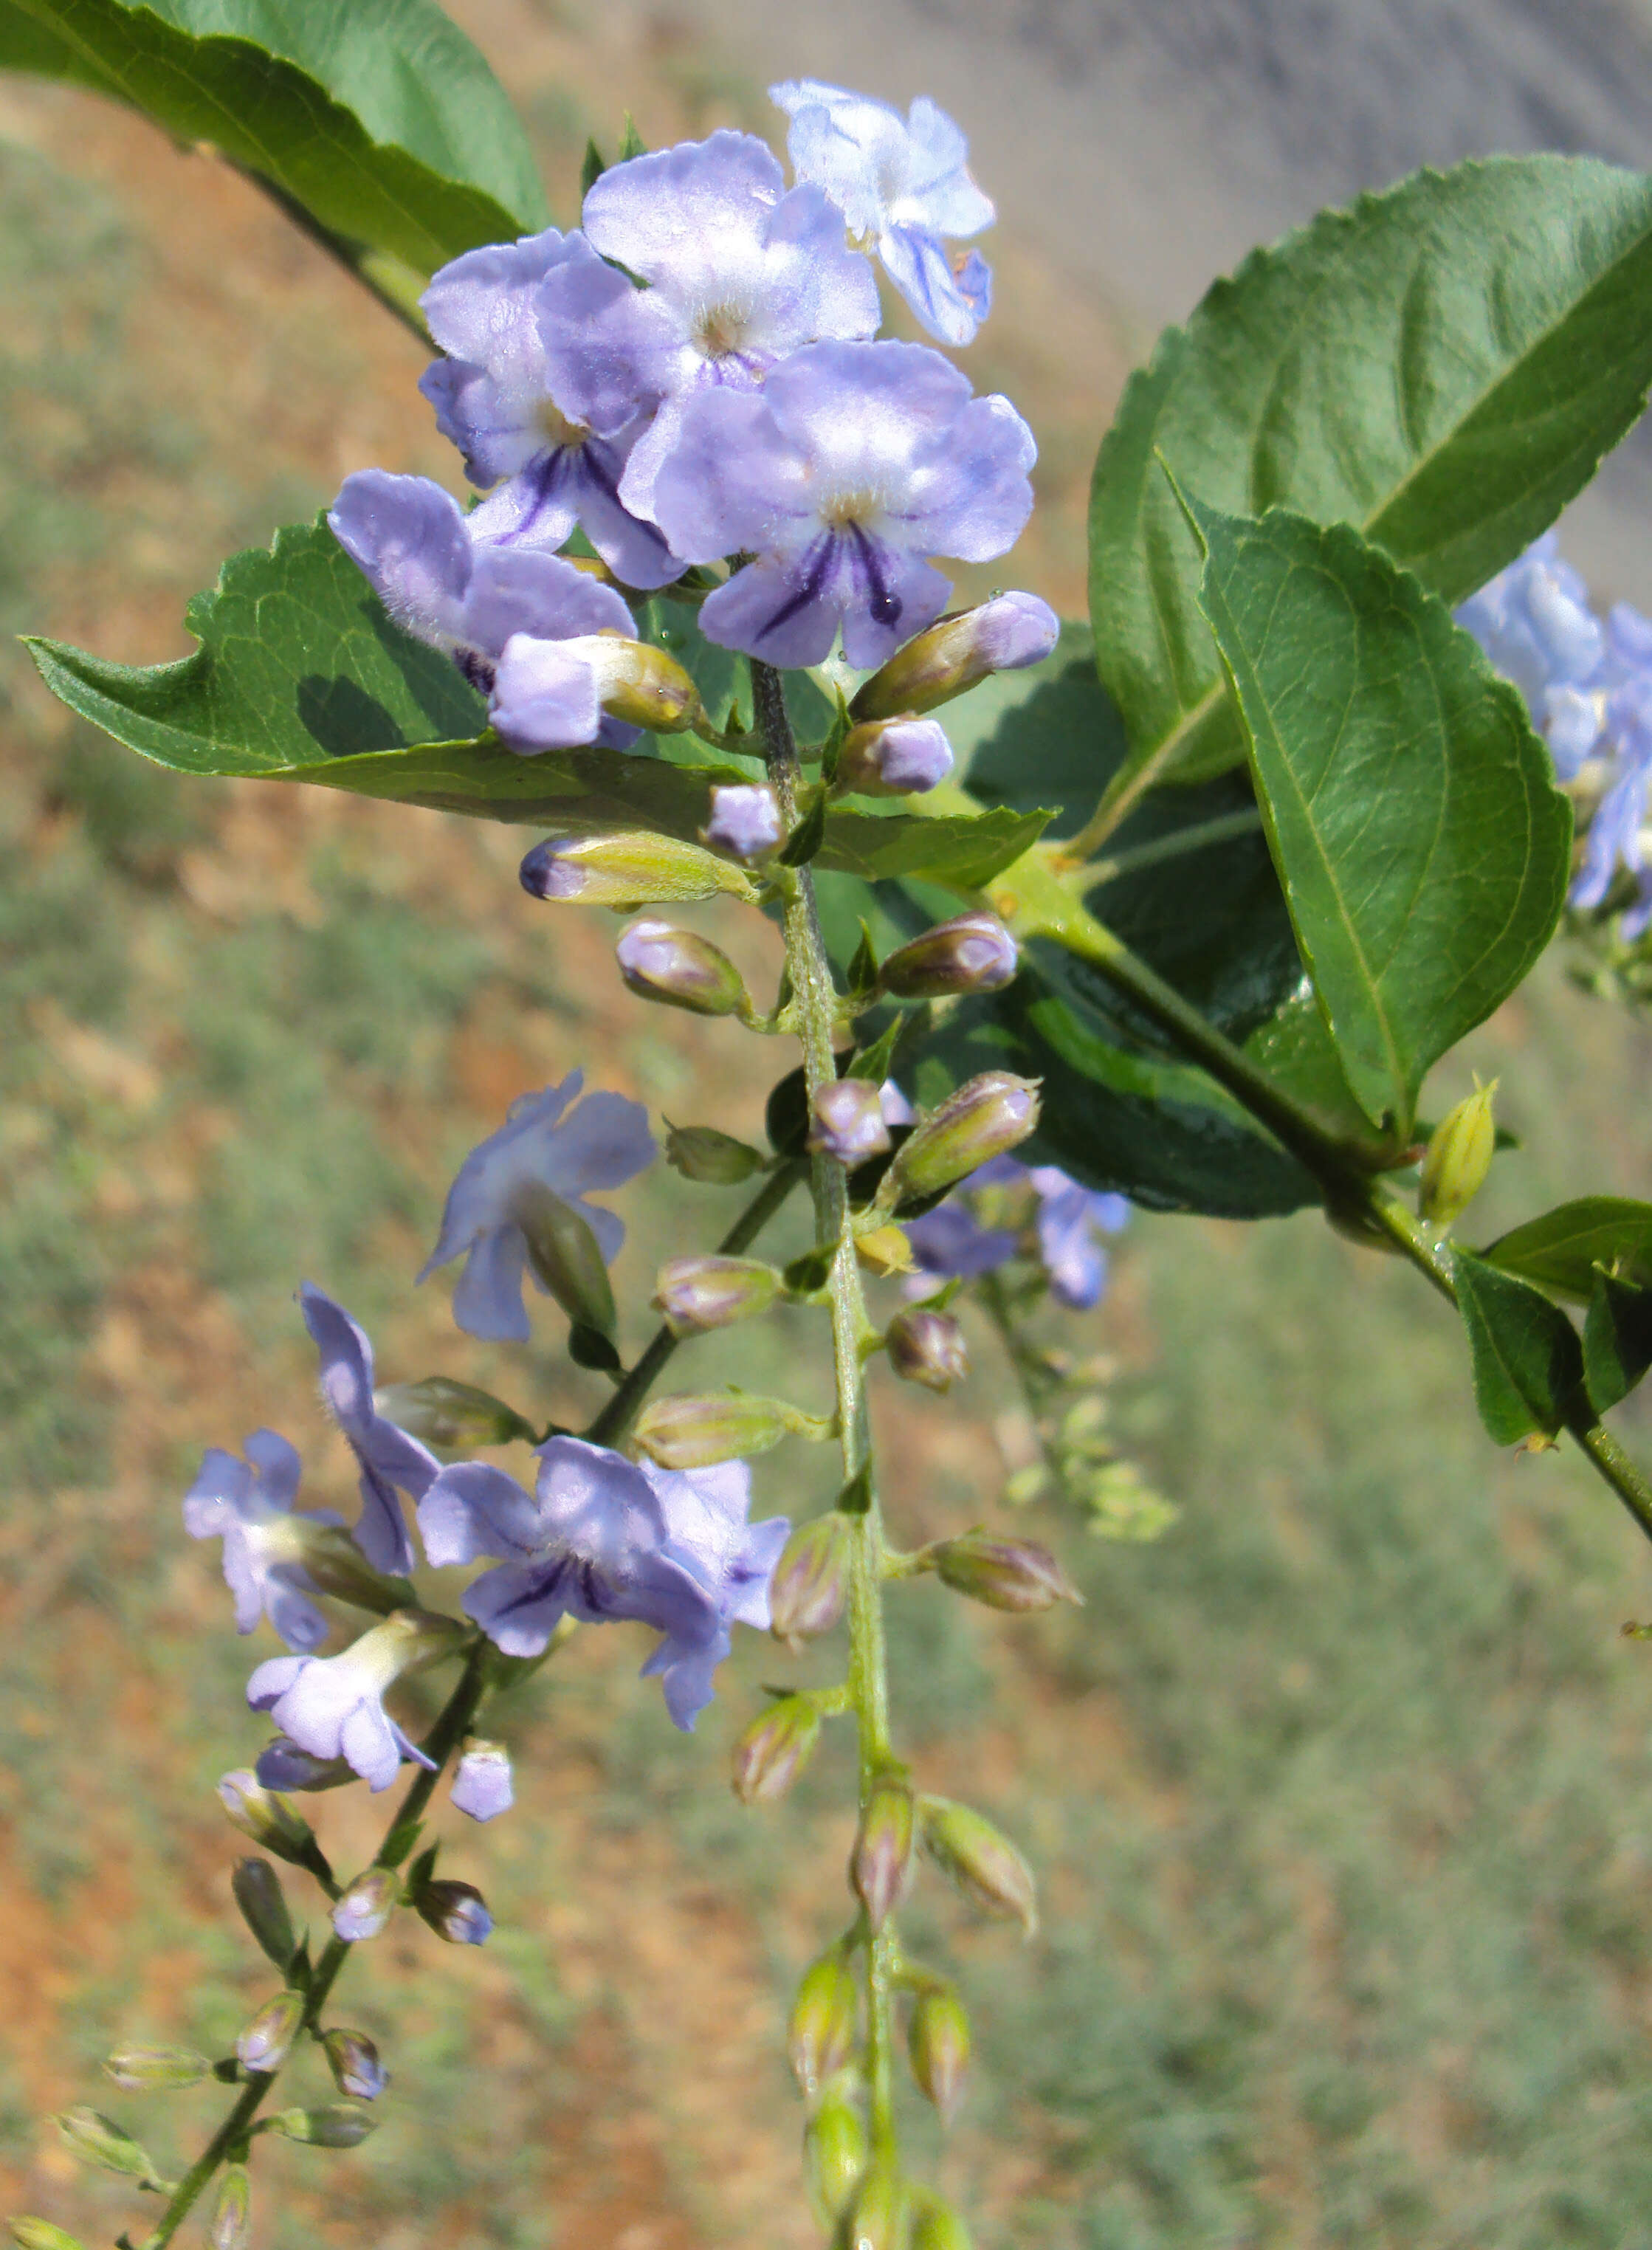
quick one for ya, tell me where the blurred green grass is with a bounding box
[4,54,1652,2250]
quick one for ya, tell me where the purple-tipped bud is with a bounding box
[520,831,758,906]
[664,1122,767,1184]
[372,1377,535,1451]
[931,1531,1081,1613]
[634,1391,807,1470]
[256,1737,356,1793]
[851,1772,916,1931]
[52,2109,156,2184]
[217,1771,317,1864]
[702,782,782,860]
[208,2164,251,2250]
[262,2103,378,2148]
[918,1796,1037,1935]
[877,912,1018,1001]
[322,2029,388,2102]
[511,1181,617,1339]
[850,593,1061,721]
[886,1309,969,1394]
[616,917,751,1018]
[836,716,955,797]
[907,1983,971,2125]
[788,1950,859,2096]
[732,1695,822,1804]
[331,1867,399,1943]
[450,1738,514,1823]
[416,1879,493,1946]
[888,1073,1042,1202]
[809,1079,893,1166]
[232,1858,297,1971]
[102,2046,211,2094]
[769,1514,852,1645]
[653,1254,780,1336]
[845,2167,913,2250]
[910,2192,977,2249]
[235,1989,304,2076]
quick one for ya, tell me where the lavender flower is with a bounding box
[1574,604,1652,936]
[247,1614,458,1792]
[1456,531,1604,779]
[299,1286,439,1578]
[653,340,1036,668]
[906,1156,1130,1310]
[539,130,879,522]
[637,1457,790,1730]
[418,1073,655,1343]
[182,1430,337,1652]
[771,80,995,345]
[419,229,684,589]
[450,1740,514,1823]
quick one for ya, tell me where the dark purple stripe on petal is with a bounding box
[847,522,902,628]
[753,531,838,647]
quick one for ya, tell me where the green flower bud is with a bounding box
[217,1770,317,1865]
[235,1989,305,2076]
[732,1695,822,1804]
[875,912,1018,1001]
[101,2045,212,2093]
[510,1183,617,1340]
[1418,1076,1498,1227]
[918,1797,1037,1936]
[579,636,701,734]
[653,1254,780,1336]
[372,1376,536,1450]
[907,1982,971,2125]
[232,1857,297,1972]
[886,1308,969,1394]
[788,1950,859,2096]
[520,830,758,909]
[910,2192,976,2250]
[886,1074,1041,1203]
[845,2165,913,2250]
[208,2164,251,2250]
[633,1391,819,1470]
[52,2109,159,2184]
[8,2220,86,2250]
[851,1772,916,1932]
[616,917,751,1017]
[768,1513,851,1645]
[850,594,1059,721]
[803,2083,867,2231]
[261,2103,379,2148]
[930,1530,1081,1613]
[664,1122,768,1185]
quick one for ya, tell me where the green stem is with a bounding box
[751,659,900,2167]
[142,1644,492,2248]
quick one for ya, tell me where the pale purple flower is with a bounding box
[539,130,879,521]
[904,1198,1020,1284]
[906,1157,1129,1310]
[703,782,782,859]
[653,340,1036,668]
[1456,532,1605,780]
[418,1072,655,1343]
[450,1740,514,1823]
[299,1286,438,1578]
[771,80,996,346]
[638,1457,790,1730]
[182,1430,336,1651]
[247,1614,455,1792]
[419,229,684,589]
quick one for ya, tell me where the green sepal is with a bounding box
[1583,1271,1652,1414]
[847,1019,901,1085]
[569,1324,624,1375]
[617,111,646,160]
[784,1247,837,1296]
[847,922,880,997]
[406,1842,440,1892]
[1453,1250,1585,1446]
[580,137,606,196]
[836,1462,873,1517]
[780,788,828,868]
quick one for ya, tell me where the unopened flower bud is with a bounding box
[855,1225,918,1278]
[702,782,782,860]
[836,716,954,797]
[788,1950,858,2096]
[634,1391,811,1470]
[52,2109,157,2184]
[492,631,700,743]
[9,2220,86,2250]
[852,1772,916,1931]
[520,830,757,907]
[769,1513,851,1644]
[851,593,1060,721]
[910,2192,976,2249]
[262,2103,378,2147]
[664,1122,767,1184]
[331,1867,399,1943]
[1418,1076,1498,1227]
[877,912,1018,1000]
[372,1376,535,1450]
[907,1983,971,2125]
[450,1738,514,1823]
[809,1079,892,1166]
[416,1879,493,1946]
[886,1308,969,1394]
[653,1254,779,1336]
[918,1797,1037,1935]
[930,1530,1080,1612]
[509,1182,617,1340]
[732,1696,822,1803]
[102,2045,213,2094]
[585,635,701,732]
[208,2164,251,2250]
[257,1736,356,1792]
[217,1770,317,1863]
[235,1989,304,2076]
[803,2084,867,2230]
[616,917,751,1017]
[322,2029,388,2101]
[232,1857,297,1972]
[888,1074,1041,1202]
[845,2166,913,2250]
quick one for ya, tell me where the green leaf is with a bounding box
[0,0,547,272]
[1189,501,1571,1137]
[1453,1250,1584,1445]
[1090,155,1652,792]
[1481,1196,1652,1301]
[1583,1271,1652,1414]
[24,519,1041,888]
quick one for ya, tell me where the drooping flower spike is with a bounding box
[182,1429,337,1653]
[299,1284,440,1579]
[771,80,996,346]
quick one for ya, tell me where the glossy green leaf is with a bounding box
[1583,1271,1652,1415]
[23,519,1042,888]
[1453,1250,1585,1445]
[1191,501,1572,1137]
[1481,1196,1652,1301]
[0,0,547,272]
[1090,155,1652,791]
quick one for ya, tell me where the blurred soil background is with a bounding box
[4,3,1652,2246]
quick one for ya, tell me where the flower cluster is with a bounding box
[1459,534,1652,937]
